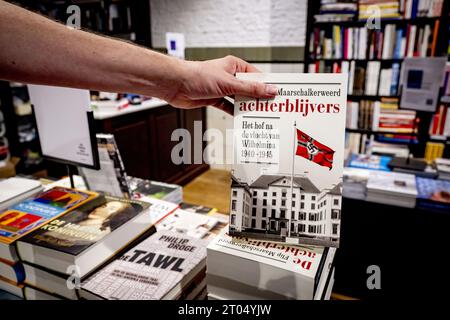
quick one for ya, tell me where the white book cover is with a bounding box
[157,209,218,239]
[367,171,418,197]
[81,230,208,300]
[207,228,331,300]
[229,73,347,247]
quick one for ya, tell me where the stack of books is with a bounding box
[206,229,336,300]
[434,158,450,180]
[80,230,209,300]
[0,187,99,299]
[424,142,445,164]
[366,171,418,207]
[416,177,450,213]
[343,167,371,199]
[359,0,401,20]
[79,209,227,300]
[15,194,157,299]
[314,1,358,23]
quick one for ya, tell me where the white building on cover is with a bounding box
[229,174,342,244]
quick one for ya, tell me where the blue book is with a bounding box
[390,63,400,96]
[393,29,403,59]
[348,154,392,171]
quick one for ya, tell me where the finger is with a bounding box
[230,78,278,99]
[229,55,261,73]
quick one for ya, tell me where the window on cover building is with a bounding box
[252,207,256,216]
[334,198,339,206]
[263,199,267,206]
[291,211,295,220]
[291,223,295,232]
[280,209,286,218]
[231,214,236,225]
[262,208,267,217]
[299,224,305,232]
[312,196,316,201]
[292,193,296,198]
[253,191,257,196]
[272,192,277,197]
[311,203,315,210]
[332,209,340,219]
[262,220,266,229]
[300,202,304,209]
[272,199,276,205]
[271,209,276,217]
[232,190,237,197]
[282,191,287,197]
[253,198,257,205]
[301,195,305,200]
[270,220,276,230]
[263,192,267,197]
[332,223,339,235]
[231,200,236,211]
[281,199,286,206]
[292,201,295,207]
[251,219,256,228]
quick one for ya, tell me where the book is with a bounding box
[348,153,392,171]
[206,229,336,300]
[416,177,450,213]
[80,133,131,198]
[157,209,219,240]
[179,203,218,215]
[0,257,25,284]
[229,73,347,247]
[434,158,450,181]
[0,275,24,298]
[0,187,98,262]
[366,171,418,207]
[16,196,154,278]
[80,230,209,300]
[129,177,183,205]
[0,177,43,212]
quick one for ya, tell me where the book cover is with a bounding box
[81,230,208,300]
[80,134,131,198]
[416,177,450,211]
[229,73,347,247]
[157,209,218,239]
[0,187,98,244]
[348,153,392,171]
[19,196,150,256]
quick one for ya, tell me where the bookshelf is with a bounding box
[304,0,450,159]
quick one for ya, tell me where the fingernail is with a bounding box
[265,84,278,96]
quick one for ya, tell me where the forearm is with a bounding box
[0,1,184,100]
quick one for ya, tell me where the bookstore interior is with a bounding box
[1,0,450,303]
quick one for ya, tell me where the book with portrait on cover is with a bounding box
[229,73,347,247]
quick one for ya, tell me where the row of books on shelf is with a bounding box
[344,154,450,210]
[314,0,444,22]
[309,21,440,60]
[0,177,336,300]
[309,61,401,97]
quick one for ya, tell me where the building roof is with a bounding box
[329,182,343,195]
[250,175,320,193]
[231,175,252,193]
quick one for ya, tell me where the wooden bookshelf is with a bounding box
[305,0,450,157]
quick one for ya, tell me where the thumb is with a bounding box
[230,78,278,99]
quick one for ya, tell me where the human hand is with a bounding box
[165,55,278,115]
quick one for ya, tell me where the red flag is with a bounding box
[295,129,335,169]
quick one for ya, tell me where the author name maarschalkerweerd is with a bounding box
[238,87,343,117]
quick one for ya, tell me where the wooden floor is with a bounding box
[183,168,231,214]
